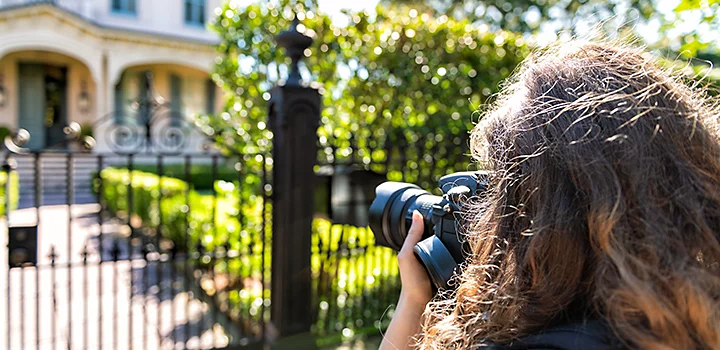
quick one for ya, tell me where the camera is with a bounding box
[368,171,488,290]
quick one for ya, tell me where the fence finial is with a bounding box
[275,16,314,86]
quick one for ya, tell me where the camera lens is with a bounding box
[368,182,442,250]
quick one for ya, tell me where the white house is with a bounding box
[0,0,223,152]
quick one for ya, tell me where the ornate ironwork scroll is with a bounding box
[4,71,201,155]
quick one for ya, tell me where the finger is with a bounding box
[401,210,425,253]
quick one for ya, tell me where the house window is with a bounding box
[184,0,205,26]
[112,0,136,15]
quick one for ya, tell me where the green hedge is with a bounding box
[99,168,263,251]
[311,220,399,341]
[0,126,11,142]
[99,168,187,217]
[99,168,270,315]
[120,164,240,191]
[0,170,19,217]
[99,167,399,340]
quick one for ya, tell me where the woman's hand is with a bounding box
[379,210,433,350]
[397,210,433,309]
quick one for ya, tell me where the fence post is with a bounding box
[267,18,320,344]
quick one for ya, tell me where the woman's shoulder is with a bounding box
[480,320,622,350]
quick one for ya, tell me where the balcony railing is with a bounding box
[0,0,92,18]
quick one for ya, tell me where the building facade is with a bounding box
[0,0,223,152]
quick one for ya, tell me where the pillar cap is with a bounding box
[275,17,314,86]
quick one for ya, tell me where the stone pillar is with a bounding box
[267,18,320,343]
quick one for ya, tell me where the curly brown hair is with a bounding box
[419,41,720,349]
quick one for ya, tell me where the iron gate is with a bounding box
[0,83,271,350]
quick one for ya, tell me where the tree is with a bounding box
[664,0,720,57]
[386,0,655,34]
[203,1,529,188]
[389,0,720,57]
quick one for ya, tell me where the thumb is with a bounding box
[401,210,425,252]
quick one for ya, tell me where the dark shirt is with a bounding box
[480,320,621,350]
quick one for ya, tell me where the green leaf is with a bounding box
[674,0,703,12]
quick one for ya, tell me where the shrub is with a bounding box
[99,168,188,229]
[119,163,240,190]
[0,170,19,217]
[311,220,400,339]
[99,168,267,254]
[0,126,11,142]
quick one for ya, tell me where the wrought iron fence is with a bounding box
[1,61,273,349]
[2,147,272,349]
[310,129,473,342]
[311,207,400,340]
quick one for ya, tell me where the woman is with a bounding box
[380,41,720,349]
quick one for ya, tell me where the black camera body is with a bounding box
[369,171,487,290]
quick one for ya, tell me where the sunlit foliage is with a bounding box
[203,1,529,165]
